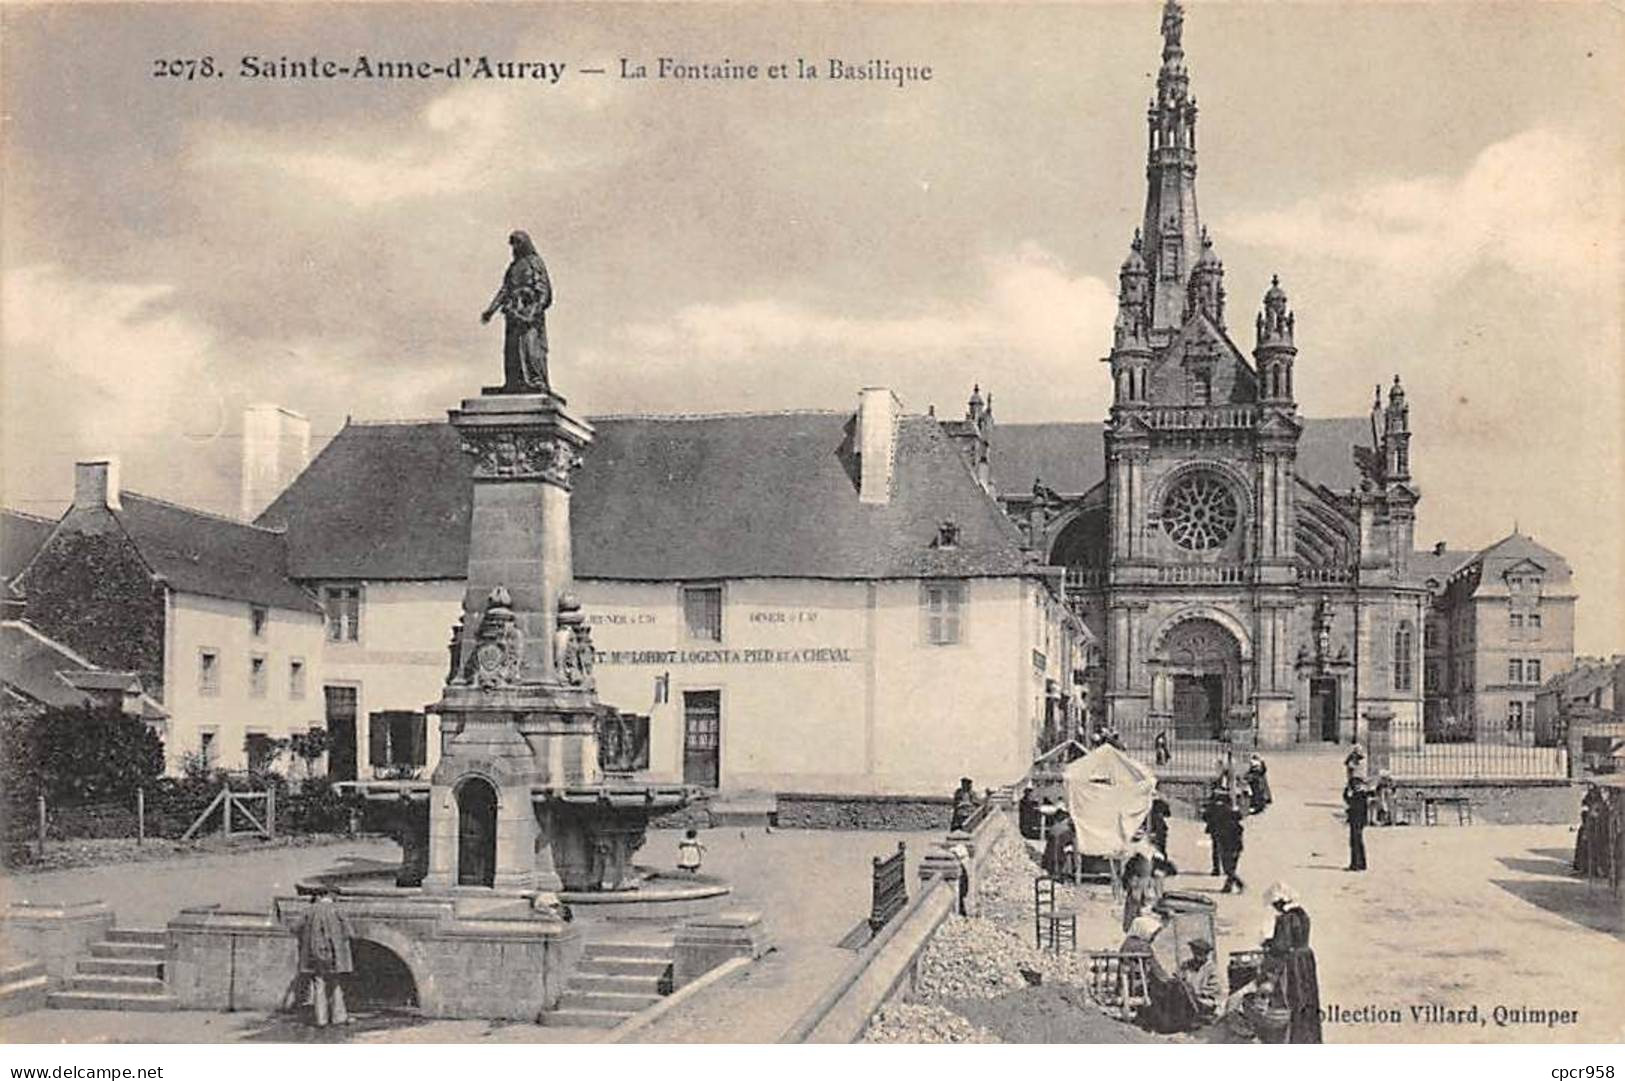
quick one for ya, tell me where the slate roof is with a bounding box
[101,493,322,613]
[259,412,1038,582]
[0,619,99,710]
[1452,531,1575,597]
[990,416,1378,498]
[2,509,56,589]
[1410,547,1476,587]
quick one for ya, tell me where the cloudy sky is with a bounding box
[2,2,1620,651]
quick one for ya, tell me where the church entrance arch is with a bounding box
[1155,617,1245,741]
[456,777,497,888]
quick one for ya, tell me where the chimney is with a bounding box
[1433,541,1446,556]
[74,457,122,512]
[241,404,312,520]
[857,387,902,505]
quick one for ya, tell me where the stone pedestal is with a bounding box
[1364,707,1394,777]
[422,391,601,895]
[673,910,770,989]
[2,900,114,987]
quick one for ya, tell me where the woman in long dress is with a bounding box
[1260,882,1322,1043]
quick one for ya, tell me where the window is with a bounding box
[1507,701,1524,732]
[324,585,361,642]
[1509,612,1523,630]
[198,649,220,696]
[1508,659,1523,684]
[1529,613,1542,632]
[250,605,268,638]
[1527,658,1541,684]
[249,654,268,698]
[923,581,965,645]
[368,710,426,769]
[246,732,276,773]
[199,731,216,768]
[289,658,306,700]
[682,585,723,642]
[1393,622,1414,692]
[1424,624,1436,650]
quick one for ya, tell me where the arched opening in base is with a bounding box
[346,939,420,1011]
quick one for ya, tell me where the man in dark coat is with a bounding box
[298,889,355,1027]
[1212,795,1246,893]
[1201,786,1227,876]
[1344,775,1372,871]
[949,777,979,832]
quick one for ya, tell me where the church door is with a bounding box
[456,778,497,887]
[1311,677,1339,742]
[1172,675,1217,739]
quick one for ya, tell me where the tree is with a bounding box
[11,702,166,805]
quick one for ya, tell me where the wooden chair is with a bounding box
[1082,951,1153,1020]
[1033,875,1076,954]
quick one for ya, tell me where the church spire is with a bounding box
[1142,0,1202,332]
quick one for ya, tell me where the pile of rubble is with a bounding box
[914,915,1036,999]
[861,1002,1002,1044]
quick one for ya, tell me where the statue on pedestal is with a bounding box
[481,230,553,394]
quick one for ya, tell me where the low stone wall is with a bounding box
[1392,779,1581,825]
[168,892,582,1020]
[781,810,1012,1043]
[774,794,952,831]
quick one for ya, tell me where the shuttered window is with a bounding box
[369,710,427,768]
[922,581,965,645]
[682,585,723,642]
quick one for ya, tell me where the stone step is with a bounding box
[68,973,167,995]
[570,973,663,995]
[0,960,49,1018]
[77,957,164,979]
[581,940,674,961]
[89,941,166,961]
[540,1006,629,1029]
[104,928,167,946]
[575,957,670,979]
[556,990,662,1013]
[47,989,176,1012]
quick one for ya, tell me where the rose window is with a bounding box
[1160,473,1238,550]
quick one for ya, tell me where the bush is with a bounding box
[1,701,164,808]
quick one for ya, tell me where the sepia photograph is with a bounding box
[0,0,1621,1060]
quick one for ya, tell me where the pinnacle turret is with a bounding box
[1142,0,1203,331]
[1254,275,1297,404]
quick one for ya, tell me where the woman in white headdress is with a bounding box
[1259,881,1322,1043]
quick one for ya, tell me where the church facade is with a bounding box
[993,0,1428,754]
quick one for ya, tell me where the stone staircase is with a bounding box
[541,936,672,1029]
[48,928,174,1012]
[0,956,48,1017]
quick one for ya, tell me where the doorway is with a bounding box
[1310,677,1339,742]
[1172,673,1226,740]
[456,778,497,887]
[324,685,358,781]
[683,690,721,788]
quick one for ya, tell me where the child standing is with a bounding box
[677,828,706,874]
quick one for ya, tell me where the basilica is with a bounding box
[992,0,1428,753]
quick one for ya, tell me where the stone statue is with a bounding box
[481,230,553,394]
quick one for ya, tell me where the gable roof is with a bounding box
[2,509,56,589]
[1410,547,1476,587]
[259,411,1038,582]
[991,415,1376,497]
[112,493,322,613]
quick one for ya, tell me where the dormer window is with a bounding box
[934,520,961,549]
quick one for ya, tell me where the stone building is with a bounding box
[988,0,1434,751]
[1420,532,1578,745]
[254,388,1086,798]
[9,459,326,771]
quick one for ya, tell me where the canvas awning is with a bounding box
[1062,744,1158,858]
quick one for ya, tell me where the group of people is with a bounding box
[1115,881,1322,1042]
[1574,782,1619,880]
